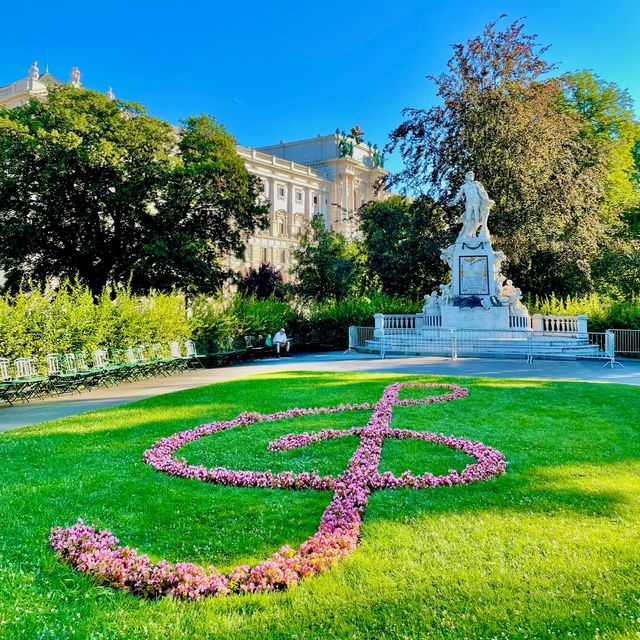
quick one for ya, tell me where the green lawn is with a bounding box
[0,371,639,639]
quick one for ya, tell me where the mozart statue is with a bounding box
[449,171,495,240]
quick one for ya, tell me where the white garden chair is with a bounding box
[184,340,206,369]
[0,358,18,405]
[13,357,47,401]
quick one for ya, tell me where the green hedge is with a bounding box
[190,293,422,351]
[6,282,636,367]
[0,281,190,363]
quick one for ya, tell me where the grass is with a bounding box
[0,371,638,639]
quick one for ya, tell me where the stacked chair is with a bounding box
[0,339,203,407]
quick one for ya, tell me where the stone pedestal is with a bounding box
[449,238,499,298]
[436,236,529,332]
[441,305,510,330]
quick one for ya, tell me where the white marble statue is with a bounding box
[449,171,495,240]
[440,244,455,270]
[438,283,453,306]
[28,61,39,81]
[493,250,506,295]
[423,290,440,312]
[105,87,115,101]
[500,279,528,316]
[69,67,82,87]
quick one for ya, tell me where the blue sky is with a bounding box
[2,0,639,172]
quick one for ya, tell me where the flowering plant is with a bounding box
[50,382,506,599]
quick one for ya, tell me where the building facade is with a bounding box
[0,64,388,282]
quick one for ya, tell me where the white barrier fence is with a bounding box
[347,326,621,366]
[609,329,640,356]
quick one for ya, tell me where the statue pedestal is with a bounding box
[450,238,497,298]
[437,236,528,332]
[440,305,510,331]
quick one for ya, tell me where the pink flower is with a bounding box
[50,382,506,599]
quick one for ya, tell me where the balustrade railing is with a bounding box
[382,314,417,330]
[540,315,579,334]
[509,316,528,329]
[422,314,442,328]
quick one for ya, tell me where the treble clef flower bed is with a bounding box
[50,382,507,599]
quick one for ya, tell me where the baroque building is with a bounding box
[0,64,388,282]
[235,129,388,281]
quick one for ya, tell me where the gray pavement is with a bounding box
[1,352,638,432]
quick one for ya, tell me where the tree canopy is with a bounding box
[292,214,367,301]
[0,88,268,294]
[358,195,450,297]
[237,263,284,300]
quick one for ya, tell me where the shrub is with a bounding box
[527,293,640,331]
[0,281,190,364]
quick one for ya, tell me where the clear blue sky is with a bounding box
[2,0,639,173]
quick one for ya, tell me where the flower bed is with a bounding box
[50,382,507,599]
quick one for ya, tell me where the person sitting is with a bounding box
[273,327,291,357]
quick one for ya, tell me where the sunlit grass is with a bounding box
[0,371,638,639]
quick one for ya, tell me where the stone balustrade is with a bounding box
[374,312,588,339]
[530,314,588,338]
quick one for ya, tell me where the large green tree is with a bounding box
[0,88,267,294]
[358,195,450,297]
[292,214,367,301]
[388,18,622,297]
[562,70,640,296]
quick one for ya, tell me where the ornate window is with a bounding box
[295,190,303,204]
[275,210,287,237]
[277,184,285,199]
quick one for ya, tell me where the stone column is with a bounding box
[374,313,384,338]
[287,182,294,234]
[268,178,276,215]
[577,314,588,339]
[531,314,544,333]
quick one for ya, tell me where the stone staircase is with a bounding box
[360,331,603,360]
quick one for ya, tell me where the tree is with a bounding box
[292,214,367,301]
[135,115,268,293]
[563,70,640,220]
[0,89,268,294]
[237,263,284,300]
[388,17,617,297]
[562,71,640,296]
[358,195,450,297]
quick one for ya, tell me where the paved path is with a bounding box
[1,353,638,432]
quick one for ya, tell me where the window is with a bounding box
[281,249,286,264]
[278,220,285,236]
[295,190,303,204]
[313,194,318,206]
[262,247,268,263]
[277,185,285,199]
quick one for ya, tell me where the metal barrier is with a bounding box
[455,329,531,360]
[344,326,375,354]
[347,325,623,365]
[610,329,640,356]
[587,330,623,368]
[378,328,455,359]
